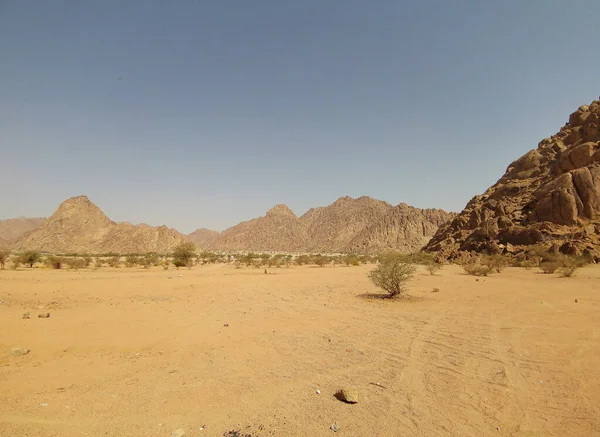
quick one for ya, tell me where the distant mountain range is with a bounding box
[2,195,453,254]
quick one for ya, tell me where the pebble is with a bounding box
[316,389,321,395]
[574,299,578,303]
[38,312,51,318]
[171,429,185,437]
[22,312,30,319]
[223,323,229,327]
[330,423,339,432]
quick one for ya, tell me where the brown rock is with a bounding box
[423,97,600,260]
[337,387,359,404]
[38,312,50,318]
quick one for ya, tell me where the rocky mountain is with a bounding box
[210,204,311,252]
[14,196,187,254]
[424,98,600,259]
[207,197,454,254]
[187,228,220,248]
[0,217,46,243]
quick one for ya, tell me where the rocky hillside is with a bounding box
[187,228,220,248]
[210,204,311,252]
[14,196,187,254]
[0,217,46,243]
[424,98,600,259]
[207,197,453,254]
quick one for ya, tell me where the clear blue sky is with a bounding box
[1,1,599,233]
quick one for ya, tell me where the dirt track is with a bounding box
[1,264,599,436]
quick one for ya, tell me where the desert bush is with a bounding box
[344,254,360,266]
[295,255,310,266]
[172,242,196,268]
[483,255,509,273]
[20,250,41,268]
[83,256,92,268]
[161,259,170,270]
[107,256,122,268]
[125,255,138,268]
[65,257,86,270]
[312,255,328,267]
[559,265,579,278]
[368,255,416,298]
[140,253,159,269]
[10,259,20,270]
[0,248,10,269]
[463,263,493,276]
[539,261,560,274]
[46,256,65,269]
[425,262,442,275]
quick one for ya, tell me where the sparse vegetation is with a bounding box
[20,250,41,268]
[344,254,360,266]
[107,256,122,268]
[312,255,328,267]
[539,261,560,274]
[65,257,86,270]
[46,256,65,269]
[483,255,509,273]
[463,263,493,276]
[172,242,197,268]
[0,248,10,269]
[425,262,442,275]
[368,253,416,298]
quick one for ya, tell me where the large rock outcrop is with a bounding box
[14,196,187,254]
[424,98,600,259]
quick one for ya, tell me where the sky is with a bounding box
[1,1,599,233]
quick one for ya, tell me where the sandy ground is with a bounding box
[0,263,599,437]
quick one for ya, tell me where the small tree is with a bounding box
[172,242,196,268]
[20,250,41,268]
[312,255,328,267]
[0,248,10,270]
[125,255,138,268]
[368,254,416,298]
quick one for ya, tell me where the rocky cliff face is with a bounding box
[424,98,600,259]
[14,196,187,254]
[208,197,454,254]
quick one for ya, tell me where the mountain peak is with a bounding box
[266,204,296,217]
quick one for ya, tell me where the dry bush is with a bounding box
[107,256,122,268]
[10,258,21,270]
[172,242,197,268]
[483,255,509,273]
[295,255,310,266]
[312,255,329,267]
[559,265,579,278]
[65,257,86,270]
[463,263,493,276]
[344,254,360,266]
[46,256,65,269]
[425,262,442,275]
[0,248,10,270]
[368,254,416,298]
[539,261,560,274]
[161,259,170,270]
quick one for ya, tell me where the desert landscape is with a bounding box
[2,98,600,436]
[3,1,600,435]
[1,263,599,437]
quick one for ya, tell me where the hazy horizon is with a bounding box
[2,1,600,233]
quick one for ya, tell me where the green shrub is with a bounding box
[312,255,329,267]
[172,242,196,268]
[368,257,416,298]
[20,250,41,268]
